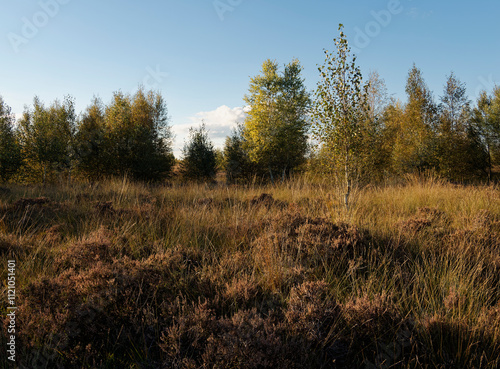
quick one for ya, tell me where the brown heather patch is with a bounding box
[54,227,115,271]
[0,233,23,256]
[199,309,292,369]
[0,196,71,235]
[42,224,64,245]
[342,292,401,341]
[471,209,496,231]
[12,196,51,209]
[160,302,303,369]
[417,206,447,223]
[196,197,214,206]
[138,193,157,205]
[215,251,253,280]
[195,197,234,209]
[251,207,367,292]
[94,200,115,215]
[445,210,500,267]
[254,208,367,265]
[285,280,339,341]
[479,303,500,339]
[448,210,500,247]
[75,192,92,204]
[249,193,288,209]
[223,274,259,307]
[395,208,448,237]
[397,217,432,233]
[17,246,208,366]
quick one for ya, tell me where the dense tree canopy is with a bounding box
[0,28,498,185]
[0,96,22,182]
[243,58,310,181]
[18,96,76,183]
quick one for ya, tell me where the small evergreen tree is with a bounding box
[181,123,217,182]
[223,126,255,184]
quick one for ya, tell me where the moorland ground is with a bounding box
[1,175,499,368]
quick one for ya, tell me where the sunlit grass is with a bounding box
[0,177,499,368]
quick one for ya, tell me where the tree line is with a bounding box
[224,26,500,192]
[0,89,174,183]
[0,25,499,185]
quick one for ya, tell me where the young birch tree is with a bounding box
[312,24,368,209]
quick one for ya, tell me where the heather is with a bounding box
[0,176,499,368]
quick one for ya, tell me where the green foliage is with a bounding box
[243,58,310,181]
[223,126,255,184]
[127,89,175,181]
[101,88,174,181]
[472,86,500,179]
[388,65,437,174]
[435,73,488,180]
[312,24,369,207]
[214,148,224,172]
[74,97,107,180]
[0,96,22,182]
[181,122,217,182]
[14,88,174,183]
[18,96,76,183]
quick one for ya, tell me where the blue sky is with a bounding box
[1,0,499,156]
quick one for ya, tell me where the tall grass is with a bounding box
[0,177,499,368]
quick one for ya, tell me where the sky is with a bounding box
[1,0,499,157]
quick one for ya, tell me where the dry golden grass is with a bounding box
[0,176,499,368]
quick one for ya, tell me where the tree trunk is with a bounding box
[487,144,492,185]
[269,167,274,185]
[344,152,351,210]
[344,177,351,210]
[42,164,47,185]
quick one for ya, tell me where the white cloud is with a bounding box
[171,105,249,158]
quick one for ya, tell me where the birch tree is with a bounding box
[312,24,368,209]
